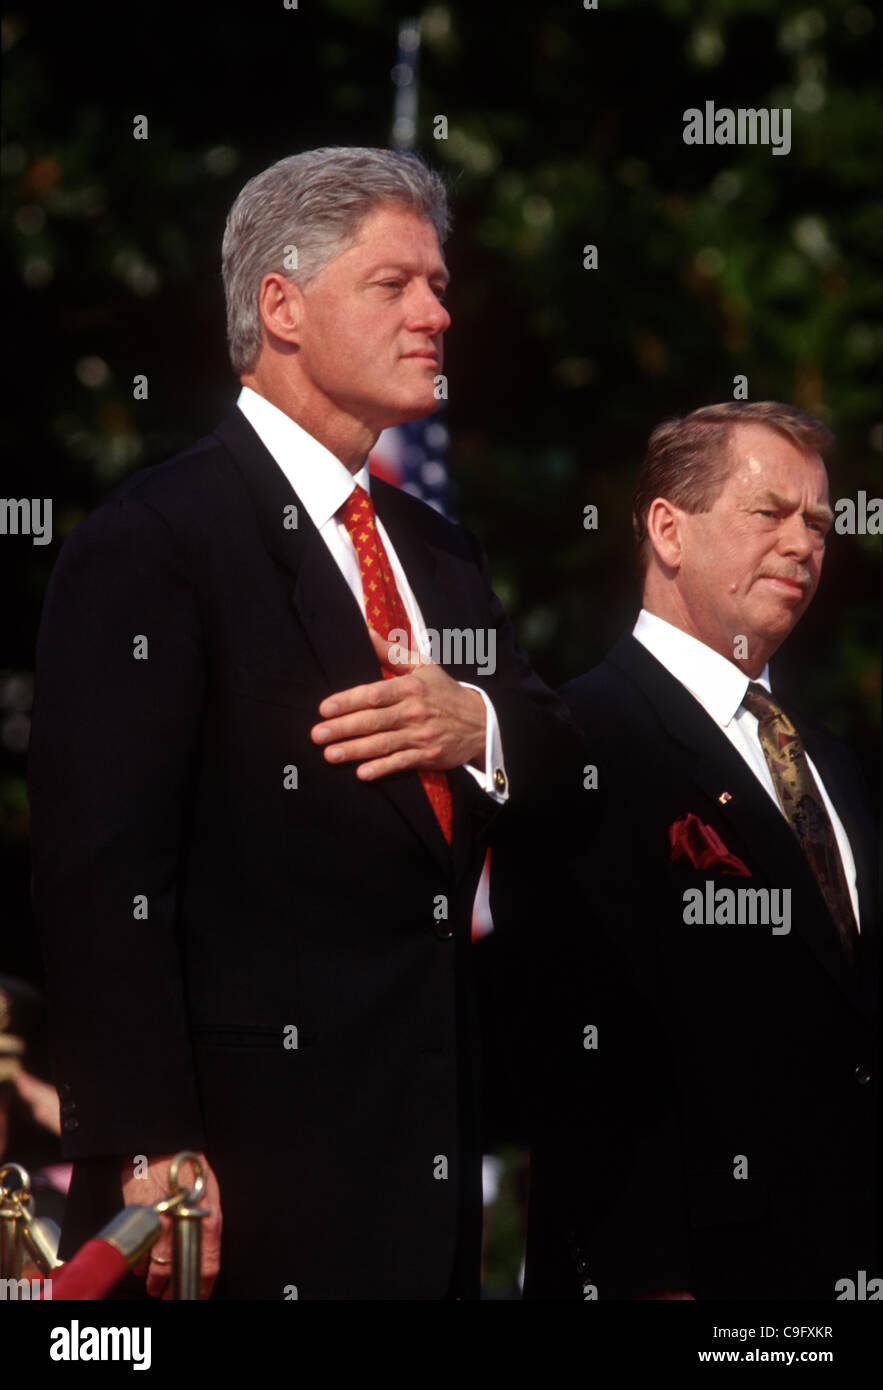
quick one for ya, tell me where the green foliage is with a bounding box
[2,0,879,735]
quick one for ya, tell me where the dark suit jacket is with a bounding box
[27,405,580,1300]
[491,632,878,1300]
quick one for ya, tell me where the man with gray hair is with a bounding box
[28,147,580,1300]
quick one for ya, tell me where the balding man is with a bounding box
[493,401,877,1300]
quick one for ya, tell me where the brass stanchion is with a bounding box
[15,1190,63,1274]
[0,1163,30,1280]
[156,1151,209,1301]
[2,1151,212,1298]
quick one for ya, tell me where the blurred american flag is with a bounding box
[369,412,452,517]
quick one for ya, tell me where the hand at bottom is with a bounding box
[120,1151,222,1300]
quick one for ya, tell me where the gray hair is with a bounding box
[221,146,451,375]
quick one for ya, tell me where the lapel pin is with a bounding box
[718,791,733,805]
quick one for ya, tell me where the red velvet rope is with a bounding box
[38,1238,129,1300]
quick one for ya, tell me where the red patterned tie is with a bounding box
[340,483,453,844]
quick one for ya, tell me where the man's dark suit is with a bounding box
[27,405,579,1300]
[492,632,878,1300]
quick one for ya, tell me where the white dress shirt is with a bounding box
[237,386,507,802]
[633,609,860,929]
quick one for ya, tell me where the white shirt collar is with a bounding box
[236,385,370,529]
[632,609,771,728]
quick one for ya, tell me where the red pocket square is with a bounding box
[669,813,751,877]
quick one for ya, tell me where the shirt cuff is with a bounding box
[458,683,508,803]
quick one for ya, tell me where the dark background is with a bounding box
[2,0,880,984]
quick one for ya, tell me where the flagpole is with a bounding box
[391,19,420,151]
[370,16,451,518]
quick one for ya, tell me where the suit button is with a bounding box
[60,1100,77,1116]
[62,1117,80,1133]
[58,1082,71,1098]
[434,919,453,940]
[855,1064,871,1085]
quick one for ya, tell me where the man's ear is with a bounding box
[256,272,304,349]
[645,496,685,572]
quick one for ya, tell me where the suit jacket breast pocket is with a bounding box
[219,668,318,711]
[191,1023,316,1050]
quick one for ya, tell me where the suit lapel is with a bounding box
[213,407,453,874]
[372,476,497,882]
[371,477,485,657]
[371,478,441,614]
[791,711,879,995]
[609,635,870,1017]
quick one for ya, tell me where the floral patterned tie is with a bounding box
[340,483,453,845]
[742,682,858,960]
